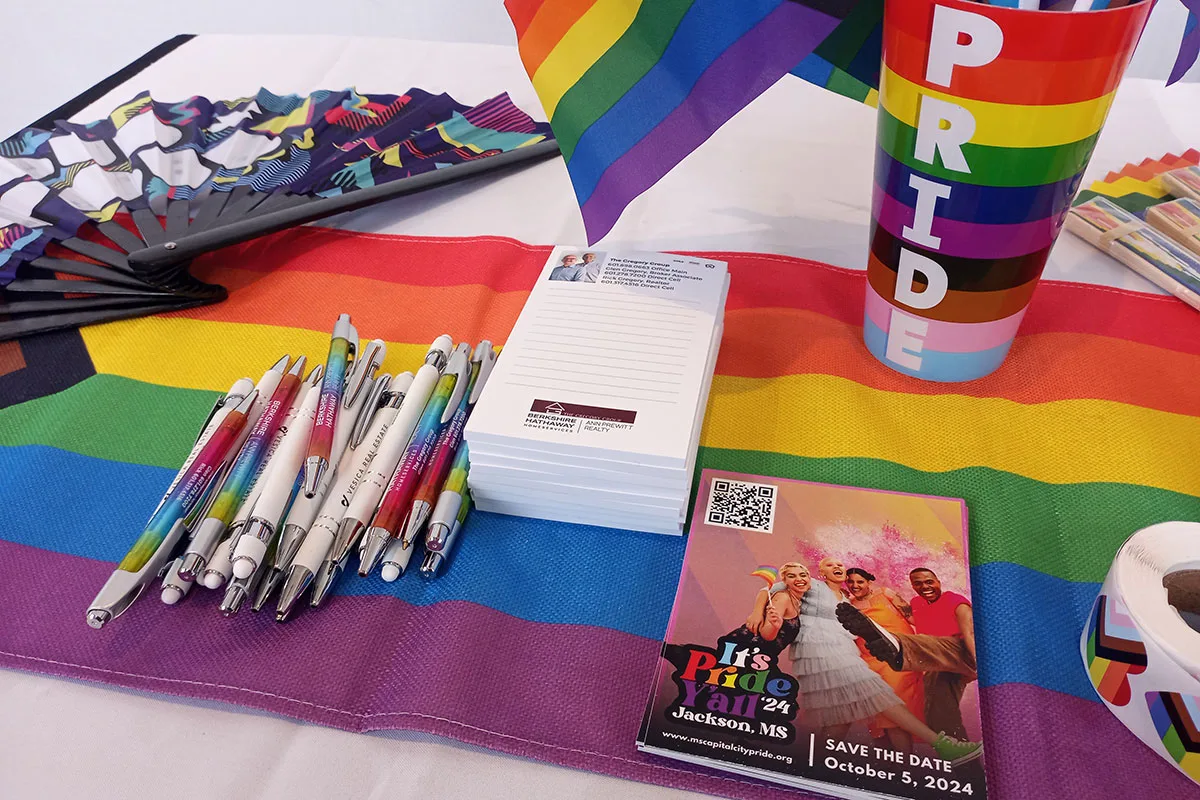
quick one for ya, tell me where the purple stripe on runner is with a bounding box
[3,541,1195,799]
[865,282,1027,352]
[981,683,1196,798]
[871,184,1068,259]
[578,2,840,243]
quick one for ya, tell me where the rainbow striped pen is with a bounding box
[359,343,471,578]
[402,341,495,545]
[303,313,358,497]
[179,357,306,580]
[424,442,471,555]
[420,486,471,578]
[86,390,258,629]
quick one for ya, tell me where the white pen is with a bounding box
[273,342,386,572]
[230,374,323,579]
[306,374,414,608]
[335,336,452,559]
[274,375,411,620]
[200,463,274,592]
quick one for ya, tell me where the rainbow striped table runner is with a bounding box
[0,229,1198,799]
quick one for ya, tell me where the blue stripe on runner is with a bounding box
[0,444,683,640]
[971,561,1098,701]
[567,0,782,206]
[0,445,1108,701]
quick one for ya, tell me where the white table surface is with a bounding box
[2,3,1198,799]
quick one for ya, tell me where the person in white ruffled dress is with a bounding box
[759,559,983,766]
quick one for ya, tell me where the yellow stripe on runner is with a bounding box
[701,373,1200,498]
[879,66,1115,149]
[83,317,432,393]
[531,0,642,120]
[85,316,1200,497]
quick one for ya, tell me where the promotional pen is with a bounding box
[303,314,358,497]
[221,523,281,616]
[225,364,322,555]
[276,378,410,620]
[152,377,255,606]
[336,335,452,561]
[231,373,323,579]
[403,341,495,545]
[419,487,471,578]
[424,442,471,553]
[161,456,235,604]
[362,342,470,578]
[305,378,414,608]
[86,391,257,628]
[250,364,381,599]
[276,343,384,568]
[180,357,305,580]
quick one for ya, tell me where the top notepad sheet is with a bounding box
[466,247,728,468]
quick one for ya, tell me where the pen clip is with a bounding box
[344,338,384,409]
[440,346,473,424]
[350,373,393,448]
[468,343,497,406]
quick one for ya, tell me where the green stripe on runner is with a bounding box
[694,447,1200,584]
[877,107,1100,187]
[553,0,694,163]
[0,374,218,469]
[5,375,1199,585]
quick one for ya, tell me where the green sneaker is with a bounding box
[932,734,984,766]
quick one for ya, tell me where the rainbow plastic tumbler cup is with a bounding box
[865,0,1153,381]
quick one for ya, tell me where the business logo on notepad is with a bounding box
[525,400,637,434]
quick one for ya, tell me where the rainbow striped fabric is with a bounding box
[866,0,1152,383]
[504,0,862,243]
[2,228,1200,798]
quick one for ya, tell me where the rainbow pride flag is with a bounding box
[504,0,864,243]
[2,228,1200,798]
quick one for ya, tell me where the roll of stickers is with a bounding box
[1082,521,1200,785]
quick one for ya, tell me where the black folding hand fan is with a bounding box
[0,87,558,340]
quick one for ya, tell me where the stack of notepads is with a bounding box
[465,247,729,535]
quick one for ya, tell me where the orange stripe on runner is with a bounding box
[714,307,1200,416]
[177,268,1200,416]
[178,266,527,346]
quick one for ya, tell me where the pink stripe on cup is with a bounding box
[865,283,1028,353]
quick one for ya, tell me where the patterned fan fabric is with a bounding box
[0,88,552,284]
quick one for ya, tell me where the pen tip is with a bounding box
[305,363,324,386]
[86,609,111,630]
[271,354,291,371]
[287,355,307,376]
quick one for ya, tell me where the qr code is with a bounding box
[705,479,777,533]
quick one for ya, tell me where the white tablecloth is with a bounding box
[2,4,1199,799]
